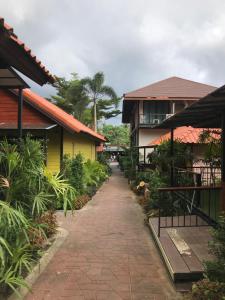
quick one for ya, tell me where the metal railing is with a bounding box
[174,166,221,187]
[139,113,169,125]
[157,185,221,236]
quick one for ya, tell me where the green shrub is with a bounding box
[151,139,192,172]
[62,154,109,200]
[62,153,84,195]
[97,152,112,175]
[118,148,138,180]
[0,137,75,297]
[204,214,225,283]
[145,170,171,212]
[186,279,225,300]
[83,159,108,189]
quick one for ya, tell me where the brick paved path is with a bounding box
[25,164,180,300]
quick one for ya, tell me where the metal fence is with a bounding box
[157,186,221,237]
[139,113,168,125]
[174,166,221,187]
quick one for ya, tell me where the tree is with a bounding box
[81,72,120,131]
[198,129,221,167]
[50,72,120,129]
[50,74,90,124]
[100,124,130,147]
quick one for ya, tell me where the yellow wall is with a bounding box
[46,128,97,173]
[46,127,61,173]
[63,130,96,161]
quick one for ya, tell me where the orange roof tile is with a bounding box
[149,126,219,146]
[0,17,55,84]
[124,77,217,101]
[22,89,106,142]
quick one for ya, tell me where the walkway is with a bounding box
[25,164,179,300]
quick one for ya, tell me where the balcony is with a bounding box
[139,113,173,126]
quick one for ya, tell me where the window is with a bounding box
[143,101,170,124]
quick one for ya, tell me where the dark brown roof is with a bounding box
[124,77,217,100]
[153,84,225,129]
[0,17,55,85]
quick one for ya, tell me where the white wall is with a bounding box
[138,128,169,146]
[138,128,170,161]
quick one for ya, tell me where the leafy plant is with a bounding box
[61,154,110,204]
[62,153,84,195]
[150,139,192,173]
[186,279,225,300]
[100,124,129,147]
[83,159,108,189]
[50,72,120,129]
[81,72,119,130]
[0,136,75,297]
[204,214,225,283]
[198,129,221,167]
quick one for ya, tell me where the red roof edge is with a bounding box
[21,89,106,142]
[0,17,55,84]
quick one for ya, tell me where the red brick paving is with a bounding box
[25,165,180,300]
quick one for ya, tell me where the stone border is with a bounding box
[8,227,68,300]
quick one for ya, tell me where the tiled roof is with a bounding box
[124,77,217,100]
[22,89,106,142]
[149,126,218,145]
[0,17,55,84]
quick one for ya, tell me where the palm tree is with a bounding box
[81,72,118,131]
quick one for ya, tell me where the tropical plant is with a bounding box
[50,74,90,124]
[81,72,120,130]
[97,152,111,175]
[118,148,138,180]
[61,154,84,196]
[198,129,221,167]
[0,136,75,297]
[50,72,120,129]
[185,279,225,300]
[100,124,129,147]
[150,139,192,173]
[204,214,225,283]
[83,159,108,189]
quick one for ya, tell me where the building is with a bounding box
[149,126,220,162]
[147,85,225,282]
[122,77,217,147]
[0,88,106,173]
[0,16,55,140]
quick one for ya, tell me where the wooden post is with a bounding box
[18,88,23,138]
[170,128,174,186]
[221,111,225,211]
[60,127,64,171]
[144,147,146,165]
[44,131,48,166]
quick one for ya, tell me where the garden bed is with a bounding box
[6,228,68,300]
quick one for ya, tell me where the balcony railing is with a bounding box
[139,113,172,125]
[174,166,221,187]
[157,186,221,236]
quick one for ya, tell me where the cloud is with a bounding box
[1,0,225,124]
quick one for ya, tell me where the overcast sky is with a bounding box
[2,0,225,124]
